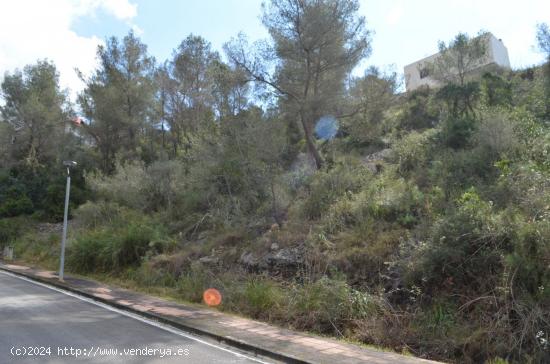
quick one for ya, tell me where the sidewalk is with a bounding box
[0,262,442,364]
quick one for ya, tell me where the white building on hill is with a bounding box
[404,32,511,92]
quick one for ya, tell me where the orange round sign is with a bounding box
[203,288,222,306]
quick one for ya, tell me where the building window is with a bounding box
[419,67,429,79]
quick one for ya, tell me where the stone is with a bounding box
[198,255,219,266]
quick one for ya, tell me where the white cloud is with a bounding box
[385,2,404,26]
[82,0,137,20]
[0,0,138,102]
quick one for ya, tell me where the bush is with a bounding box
[407,188,510,293]
[40,175,87,222]
[68,212,171,273]
[506,221,550,297]
[398,86,438,130]
[289,276,383,334]
[242,278,283,316]
[474,110,521,159]
[0,172,33,217]
[176,262,212,303]
[126,260,178,288]
[86,161,149,210]
[12,232,60,269]
[301,158,370,220]
[322,170,423,234]
[440,114,477,149]
[0,165,88,221]
[74,200,125,229]
[392,129,437,173]
[0,217,29,249]
[481,72,512,107]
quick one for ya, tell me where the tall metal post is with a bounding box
[59,167,71,281]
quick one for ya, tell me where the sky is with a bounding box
[1,0,549,102]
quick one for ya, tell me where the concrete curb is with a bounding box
[0,265,309,364]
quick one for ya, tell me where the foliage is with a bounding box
[0,217,28,248]
[68,211,172,273]
[0,165,87,221]
[345,67,398,146]
[536,23,550,118]
[0,60,70,168]
[392,128,437,173]
[78,31,157,172]
[301,158,370,219]
[481,72,512,107]
[226,0,372,169]
[435,82,481,119]
[0,171,34,217]
[5,16,550,364]
[439,114,477,148]
[429,32,488,86]
[397,86,438,130]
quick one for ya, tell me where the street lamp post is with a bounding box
[59,161,77,281]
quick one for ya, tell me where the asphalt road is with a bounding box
[0,271,271,364]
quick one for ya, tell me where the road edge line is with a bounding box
[0,265,310,364]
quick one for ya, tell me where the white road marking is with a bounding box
[0,270,273,364]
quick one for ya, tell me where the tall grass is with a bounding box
[67,211,172,273]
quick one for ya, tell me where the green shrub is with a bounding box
[302,158,370,220]
[398,86,438,130]
[322,171,423,233]
[74,200,124,229]
[506,221,550,297]
[12,232,59,269]
[176,262,211,303]
[243,278,282,315]
[392,129,437,173]
[440,114,477,149]
[485,358,509,364]
[68,213,170,273]
[126,261,178,288]
[289,276,381,333]
[86,161,149,210]
[435,82,481,120]
[0,173,33,217]
[481,72,512,107]
[408,188,510,292]
[0,217,28,248]
[39,176,87,222]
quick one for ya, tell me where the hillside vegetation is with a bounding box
[1,2,550,363]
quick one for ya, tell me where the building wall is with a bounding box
[404,32,511,92]
[488,35,511,68]
[404,53,440,91]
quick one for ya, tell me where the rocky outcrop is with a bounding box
[239,245,304,277]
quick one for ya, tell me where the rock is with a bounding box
[36,223,64,234]
[363,148,393,162]
[270,242,279,251]
[239,251,259,268]
[263,247,304,277]
[265,247,301,267]
[198,255,219,266]
[363,148,393,173]
[239,246,304,277]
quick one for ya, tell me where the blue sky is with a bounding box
[73,0,268,63]
[1,0,549,99]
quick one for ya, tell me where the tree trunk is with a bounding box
[300,113,323,169]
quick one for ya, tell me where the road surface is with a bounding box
[0,271,272,364]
